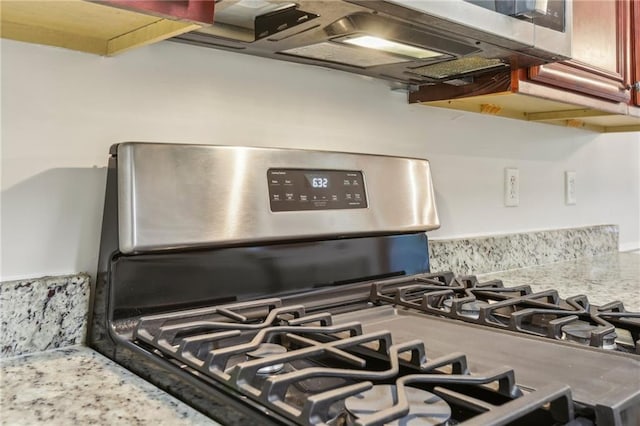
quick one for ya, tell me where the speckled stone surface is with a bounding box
[0,346,217,425]
[0,274,91,358]
[478,252,640,311]
[429,225,619,275]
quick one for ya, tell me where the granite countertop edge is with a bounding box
[0,345,218,425]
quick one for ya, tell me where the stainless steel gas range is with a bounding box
[89,143,639,426]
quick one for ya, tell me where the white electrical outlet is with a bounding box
[565,171,576,205]
[504,168,519,207]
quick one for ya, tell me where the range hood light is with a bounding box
[342,35,442,59]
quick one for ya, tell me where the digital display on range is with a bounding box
[268,169,367,212]
[306,174,329,189]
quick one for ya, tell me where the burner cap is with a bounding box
[562,322,617,350]
[345,385,451,426]
[246,343,287,374]
[442,299,488,319]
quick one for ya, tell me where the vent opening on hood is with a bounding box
[409,57,508,80]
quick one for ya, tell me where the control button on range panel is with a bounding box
[267,168,367,212]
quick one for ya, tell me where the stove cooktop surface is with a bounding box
[122,273,640,426]
[335,305,640,411]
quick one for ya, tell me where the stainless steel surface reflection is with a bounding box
[116,143,440,253]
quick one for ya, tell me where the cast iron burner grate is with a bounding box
[369,272,640,353]
[132,299,578,425]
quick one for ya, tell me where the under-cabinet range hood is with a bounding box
[173,0,572,86]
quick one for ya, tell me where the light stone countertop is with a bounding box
[0,274,90,359]
[1,252,637,425]
[0,346,217,426]
[478,252,640,311]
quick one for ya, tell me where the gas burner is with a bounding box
[246,343,287,374]
[562,321,617,350]
[442,298,489,319]
[345,385,452,426]
[370,273,640,354]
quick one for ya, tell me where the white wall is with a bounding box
[1,39,639,280]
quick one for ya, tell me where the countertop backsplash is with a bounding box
[0,273,90,359]
[429,224,619,275]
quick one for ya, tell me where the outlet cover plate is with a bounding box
[505,168,519,207]
[565,171,576,205]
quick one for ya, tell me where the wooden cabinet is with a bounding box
[527,0,631,104]
[0,0,214,56]
[410,0,640,132]
[632,0,640,106]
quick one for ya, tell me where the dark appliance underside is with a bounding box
[172,0,569,86]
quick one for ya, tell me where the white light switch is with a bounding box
[565,171,576,205]
[504,168,519,207]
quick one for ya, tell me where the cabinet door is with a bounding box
[528,0,631,103]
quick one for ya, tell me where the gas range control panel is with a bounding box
[268,169,368,212]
